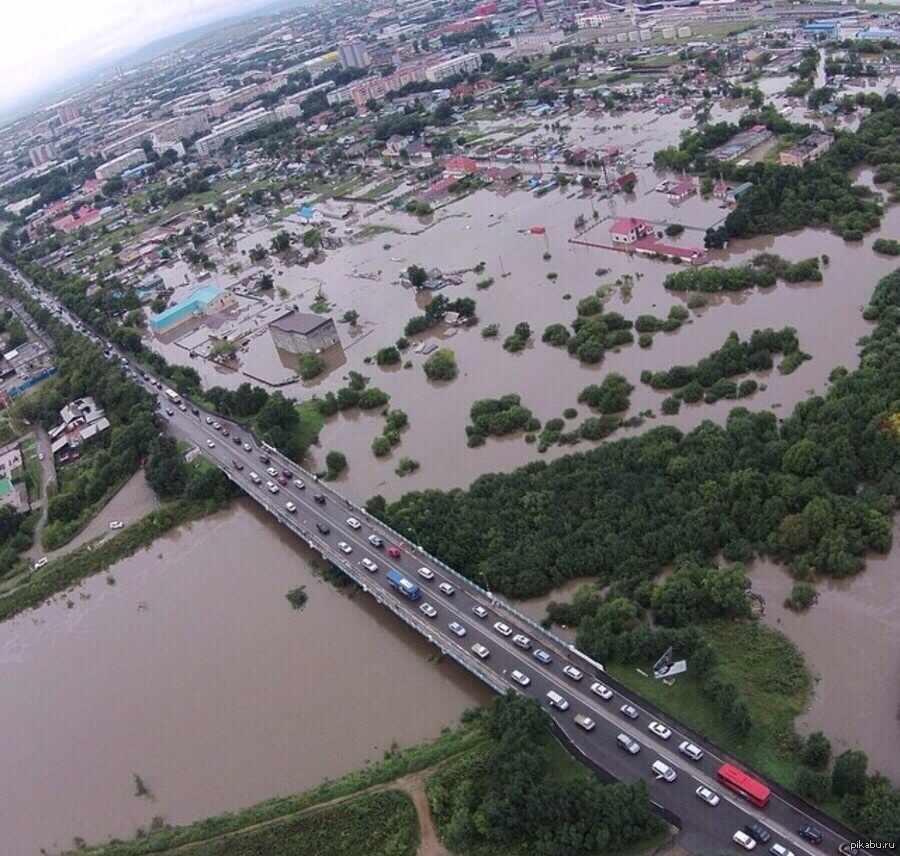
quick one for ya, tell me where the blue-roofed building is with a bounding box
[149,284,235,334]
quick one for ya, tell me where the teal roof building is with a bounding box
[150,284,226,332]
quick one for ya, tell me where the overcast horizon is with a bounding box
[0,0,289,120]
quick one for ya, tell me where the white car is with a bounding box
[361,558,378,572]
[206,417,213,425]
[285,502,297,513]
[679,740,704,761]
[563,665,583,682]
[695,786,720,806]
[472,605,488,619]
[420,603,438,618]
[732,831,757,850]
[621,704,638,719]
[267,467,278,477]
[266,481,279,494]
[493,621,512,636]
[206,439,216,448]
[575,714,596,732]
[770,845,794,856]
[648,721,672,740]
[337,541,352,554]
[109,520,124,530]
[347,517,361,529]
[448,621,466,637]
[512,633,531,650]
[368,534,383,547]
[417,567,434,580]
[33,557,48,569]
[293,479,305,490]
[471,643,490,659]
[590,681,613,700]
[510,669,530,687]
[243,443,252,452]
[438,582,455,596]
[212,421,221,430]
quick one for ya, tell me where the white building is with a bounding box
[28,144,56,167]
[576,11,612,28]
[425,53,482,82]
[195,108,275,157]
[338,40,371,69]
[95,148,148,181]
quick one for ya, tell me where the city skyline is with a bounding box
[0,0,282,119]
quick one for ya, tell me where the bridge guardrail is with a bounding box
[225,472,508,697]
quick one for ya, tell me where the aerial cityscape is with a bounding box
[0,0,897,854]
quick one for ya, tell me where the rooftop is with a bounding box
[270,310,333,336]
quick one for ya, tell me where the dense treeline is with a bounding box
[427,694,663,856]
[665,254,822,293]
[370,268,900,595]
[641,327,804,404]
[466,394,540,444]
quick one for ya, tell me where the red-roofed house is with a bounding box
[667,179,697,201]
[614,171,637,191]
[443,155,478,177]
[609,217,652,245]
[51,205,102,234]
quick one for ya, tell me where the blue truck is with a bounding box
[386,568,421,601]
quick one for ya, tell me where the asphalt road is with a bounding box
[4,263,871,856]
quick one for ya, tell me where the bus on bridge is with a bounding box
[717,762,771,808]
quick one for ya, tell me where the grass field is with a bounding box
[607,620,811,787]
[295,400,325,454]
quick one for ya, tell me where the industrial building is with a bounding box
[269,310,340,354]
[149,285,236,334]
[779,131,834,167]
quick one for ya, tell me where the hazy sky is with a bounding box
[0,0,280,116]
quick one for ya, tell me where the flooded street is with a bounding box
[748,531,900,785]
[0,499,490,856]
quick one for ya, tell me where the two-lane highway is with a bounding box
[2,260,874,856]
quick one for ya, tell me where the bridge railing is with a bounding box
[246,434,573,653]
[224,471,508,697]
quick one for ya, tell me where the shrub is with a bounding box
[298,352,326,380]
[578,374,634,414]
[395,457,420,476]
[358,388,390,409]
[372,436,392,457]
[482,323,499,338]
[503,335,525,352]
[577,295,603,317]
[375,346,401,366]
[665,223,685,237]
[424,348,457,380]
[873,238,900,256]
[661,396,681,415]
[325,451,347,478]
[563,408,577,419]
[784,581,817,612]
[542,323,570,346]
[638,333,653,348]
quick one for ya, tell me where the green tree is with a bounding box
[325,450,347,478]
[801,731,831,770]
[144,436,187,499]
[832,750,868,797]
[407,264,428,288]
[424,348,457,380]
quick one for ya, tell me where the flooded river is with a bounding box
[748,531,900,785]
[0,500,490,856]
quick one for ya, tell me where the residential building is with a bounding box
[194,108,275,156]
[28,143,56,167]
[426,53,482,83]
[338,40,372,69]
[149,284,236,334]
[95,148,148,181]
[509,29,565,56]
[57,104,80,125]
[150,112,210,148]
[443,155,478,176]
[51,205,102,233]
[609,217,653,244]
[49,397,111,463]
[576,11,613,27]
[0,441,29,513]
[269,310,340,354]
[779,131,834,167]
[667,179,697,200]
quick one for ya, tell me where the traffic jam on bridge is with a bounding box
[2,260,875,856]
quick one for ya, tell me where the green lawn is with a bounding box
[362,176,406,200]
[295,400,325,454]
[607,620,811,787]
[19,438,43,501]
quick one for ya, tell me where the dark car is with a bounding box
[191,407,199,415]
[316,522,330,535]
[232,435,242,445]
[313,493,326,505]
[744,823,771,845]
[282,468,292,478]
[231,460,244,471]
[165,408,174,416]
[276,475,287,486]
[259,455,270,464]
[798,825,823,845]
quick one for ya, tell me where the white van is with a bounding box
[652,760,677,782]
[249,471,261,484]
[546,690,569,711]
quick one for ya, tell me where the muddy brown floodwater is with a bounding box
[0,499,490,856]
[747,526,900,785]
